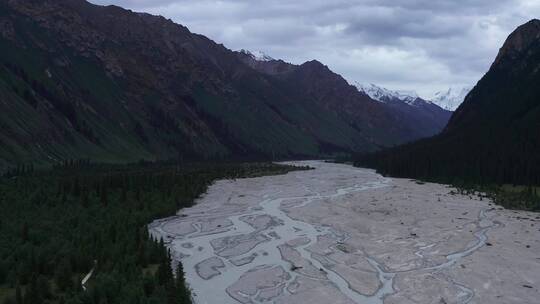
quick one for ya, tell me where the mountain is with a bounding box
[356,83,452,137]
[236,54,453,145]
[357,82,470,112]
[238,49,275,62]
[0,0,449,170]
[431,87,472,111]
[356,83,420,105]
[357,19,540,186]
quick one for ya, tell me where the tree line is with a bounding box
[355,129,540,211]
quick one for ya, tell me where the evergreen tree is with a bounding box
[100,183,108,207]
[72,178,81,197]
[15,284,23,304]
[24,275,41,304]
[55,259,73,292]
[176,262,191,303]
[121,184,127,203]
[21,223,29,242]
[37,276,51,300]
[80,188,89,208]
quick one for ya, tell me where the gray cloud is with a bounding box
[90,0,540,97]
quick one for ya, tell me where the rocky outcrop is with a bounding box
[494,19,540,66]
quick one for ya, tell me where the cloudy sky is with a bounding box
[89,0,540,97]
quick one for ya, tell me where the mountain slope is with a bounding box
[237,54,452,147]
[0,0,449,169]
[357,19,540,186]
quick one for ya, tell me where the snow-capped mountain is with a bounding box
[431,87,471,111]
[357,83,472,111]
[354,83,452,137]
[355,83,425,105]
[239,49,275,62]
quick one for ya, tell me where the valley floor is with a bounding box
[149,161,539,304]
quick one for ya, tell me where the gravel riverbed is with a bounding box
[149,161,540,304]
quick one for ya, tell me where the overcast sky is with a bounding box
[89,0,540,97]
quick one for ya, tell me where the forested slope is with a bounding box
[0,161,303,304]
[356,20,540,188]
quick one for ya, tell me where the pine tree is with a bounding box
[135,188,141,202]
[15,284,23,304]
[175,262,191,303]
[156,246,173,286]
[156,259,169,286]
[109,224,117,243]
[72,178,80,197]
[21,223,29,242]
[37,275,51,300]
[80,188,89,208]
[121,186,127,203]
[55,259,73,292]
[137,242,147,267]
[0,262,5,284]
[24,275,41,304]
[100,183,108,207]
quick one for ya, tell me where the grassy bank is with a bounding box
[468,184,539,211]
[410,178,539,212]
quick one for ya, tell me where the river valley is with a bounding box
[149,161,540,304]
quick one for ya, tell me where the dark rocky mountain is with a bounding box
[0,0,449,169]
[236,51,452,145]
[357,19,540,186]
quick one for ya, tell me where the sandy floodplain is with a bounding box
[148,161,540,304]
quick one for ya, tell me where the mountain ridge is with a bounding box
[355,83,421,105]
[0,0,451,169]
[356,82,471,111]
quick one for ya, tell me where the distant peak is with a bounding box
[239,49,274,62]
[430,86,471,111]
[355,82,423,105]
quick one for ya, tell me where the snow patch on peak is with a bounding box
[355,83,424,105]
[431,87,471,111]
[239,49,275,62]
[356,82,471,111]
